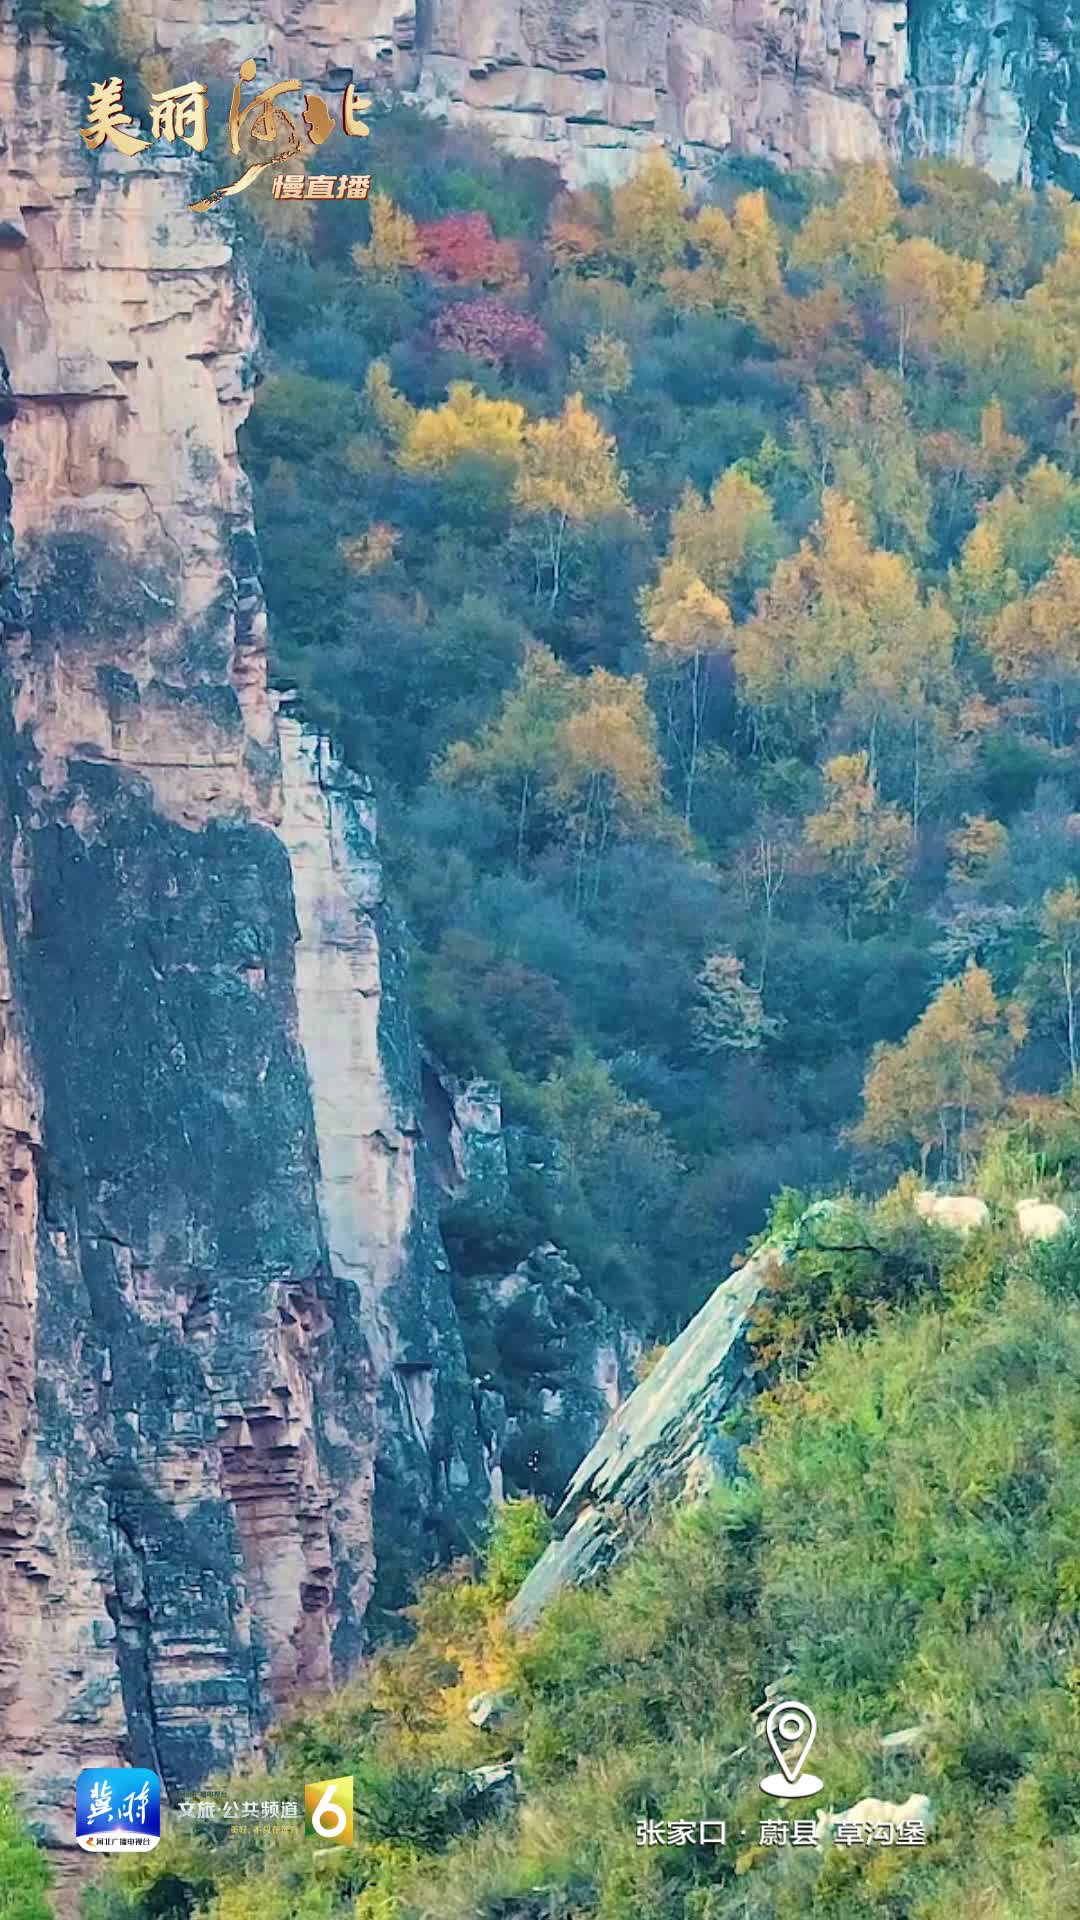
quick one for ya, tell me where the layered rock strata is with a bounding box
[114,0,908,186]
[53,0,1079,210]
[411,0,910,184]
[0,10,486,1890]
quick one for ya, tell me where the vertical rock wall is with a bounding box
[0,8,486,1891]
[905,0,1080,192]
[111,0,908,184]
[275,709,490,1618]
[413,0,910,182]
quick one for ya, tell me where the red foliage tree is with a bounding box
[433,297,548,367]
[415,211,523,290]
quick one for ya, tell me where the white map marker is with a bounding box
[760,1700,824,1798]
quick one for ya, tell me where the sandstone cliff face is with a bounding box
[0,8,487,1885]
[411,0,909,184]
[116,0,908,184]
[113,0,1078,199]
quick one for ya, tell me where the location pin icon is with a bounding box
[760,1700,823,1798]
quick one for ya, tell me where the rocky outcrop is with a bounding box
[474,1243,637,1502]
[274,708,490,1616]
[411,0,909,184]
[509,1243,779,1627]
[117,0,908,187]
[905,0,1080,193]
[37,0,1076,218]
[0,9,487,1890]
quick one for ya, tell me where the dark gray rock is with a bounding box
[508,1246,780,1627]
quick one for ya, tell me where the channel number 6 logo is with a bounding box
[304,1776,354,1847]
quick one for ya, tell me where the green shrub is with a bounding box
[0,1780,52,1920]
[484,1497,553,1604]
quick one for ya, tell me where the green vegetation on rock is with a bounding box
[91,1201,1080,1919]
[0,1781,52,1920]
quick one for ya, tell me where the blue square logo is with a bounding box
[76,1768,161,1852]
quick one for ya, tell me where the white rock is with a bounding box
[467,1690,514,1730]
[880,1725,928,1752]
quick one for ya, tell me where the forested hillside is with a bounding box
[237,118,1080,1436]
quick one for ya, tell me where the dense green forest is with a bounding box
[55,115,1080,1920]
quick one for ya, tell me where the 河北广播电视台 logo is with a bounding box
[76,1767,161,1851]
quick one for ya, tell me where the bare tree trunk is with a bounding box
[516,771,531,871]
[574,773,596,911]
[756,835,787,993]
[550,511,568,607]
[685,649,703,827]
[1065,947,1077,1084]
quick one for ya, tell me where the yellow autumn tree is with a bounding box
[763,283,862,367]
[855,963,1024,1180]
[804,752,913,936]
[978,397,1028,484]
[804,371,932,553]
[398,383,526,475]
[946,814,1010,888]
[883,236,986,377]
[547,188,610,274]
[352,191,420,280]
[1025,204,1080,366]
[956,460,1080,608]
[513,391,631,604]
[642,467,776,823]
[363,357,417,443]
[949,457,1080,641]
[442,651,665,889]
[663,190,782,327]
[363,360,528,477]
[736,492,956,817]
[553,668,665,900]
[611,150,688,280]
[950,518,1014,637]
[570,331,633,401]
[987,550,1080,744]
[440,646,578,865]
[790,163,899,281]
[642,563,733,825]
[900,159,1041,297]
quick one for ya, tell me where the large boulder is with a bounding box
[508,1245,780,1627]
[475,1244,639,1503]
